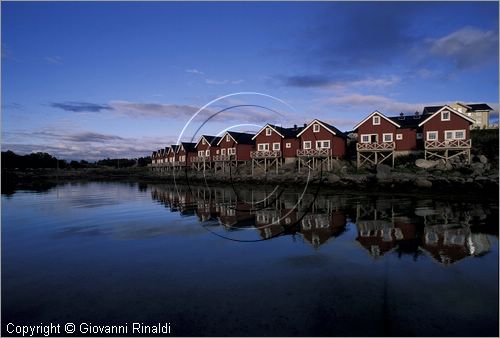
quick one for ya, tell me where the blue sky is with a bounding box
[2,1,498,160]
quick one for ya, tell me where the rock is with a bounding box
[435,160,452,171]
[327,174,341,184]
[415,159,439,169]
[330,160,344,172]
[478,155,488,164]
[414,178,432,188]
[376,164,392,180]
[471,162,485,176]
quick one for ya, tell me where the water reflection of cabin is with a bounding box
[300,210,346,248]
[421,224,491,265]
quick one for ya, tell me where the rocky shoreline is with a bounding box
[2,157,499,197]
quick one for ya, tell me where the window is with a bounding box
[313,124,320,133]
[285,142,291,149]
[441,111,450,121]
[221,148,226,155]
[427,131,438,141]
[396,134,403,140]
[316,140,330,149]
[202,139,206,145]
[383,133,393,142]
[265,127,272,136]
[445,130,466,140]
[216,149,220,154]
[273,143,280,150]
[258,143,269,151]
[226,135,230,142]
[198,150,204,156]
[303,141,312,149]
[416,133,423,140]
[455,130,465,139]
[205,150,210,156]
[373,116,380,125]
[361,135,370,143]
[229,148,236,155]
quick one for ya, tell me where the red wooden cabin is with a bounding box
[295,119,347,171]
[418,105,475,163]
[175,142,197,168]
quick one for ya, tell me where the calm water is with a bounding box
[2,181,498,336]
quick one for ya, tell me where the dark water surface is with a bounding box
[2,181,498,336]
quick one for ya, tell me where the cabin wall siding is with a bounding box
[300,126,346,157]
[422,113,471,141]
[357,117,398,143]
[283,138,300,158]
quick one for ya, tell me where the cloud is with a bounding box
[278,74,400,89]
[109,101,199,117]
[2,129,175,161]
[321,94,428,114]
[205,78,244,85]
[428,26,499,69]
[185,68,205,75]
[51,101,112,113]
[44,56,63,64]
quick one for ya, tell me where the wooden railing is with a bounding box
[192,156,210,163]
[250,150,281,159]
[357,142,395,151]
[296,148,332,157]
[425,139,471,149]
[213,154,236,162]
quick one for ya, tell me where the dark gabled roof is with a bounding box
[180,142,196,153]
[468,103,493,111]
[203,135,222,146]
[169,145,179,154]
[422,106,442,114]
[227,131,255,145]
[424,103,493,114]
[270,124,305,138]
[387,113,432,128]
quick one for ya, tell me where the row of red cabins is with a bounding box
[151,104,477,170]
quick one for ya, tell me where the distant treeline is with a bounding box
[1,150,151,169]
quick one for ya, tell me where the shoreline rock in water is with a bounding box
[2,157,499,197]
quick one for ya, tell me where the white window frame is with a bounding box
[202,139,206,145]
[216,149,220,154]
[273,142,280,150]
[258,143,269,151]
[427,131,438,141]
[198,150,204,156]
[416,133,423,140]
[221,148,227,155]
[396,133,403,140]
[285,142,291,149]
[383,133,393,143]
[226,135,230,142]
[445,129,466,140]
[441,111,450,121]
[265,127,272,136]
[315,140,331,149]
[361,134,370,143]
[229,148,236,155]
[313,124,320,133]
[205,149,210,156]
[303,141,312,149]
[373,116,380,125]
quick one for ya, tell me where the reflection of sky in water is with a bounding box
[2,182,498,336]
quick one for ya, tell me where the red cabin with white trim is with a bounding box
[296,119,347,158]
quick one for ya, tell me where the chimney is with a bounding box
[294,124,297,129]
[399,112,404,120]
[303,123,307,128]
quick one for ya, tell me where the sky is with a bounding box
[2,1,499,160]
